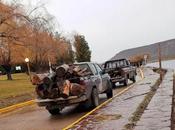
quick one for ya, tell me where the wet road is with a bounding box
[0,84,131,130]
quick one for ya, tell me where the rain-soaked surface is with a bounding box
[68,68,159,130]
[2,67,171,130]
[0,82,128,130]
[135,69,174,130]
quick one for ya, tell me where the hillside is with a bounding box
[111,39,175,62]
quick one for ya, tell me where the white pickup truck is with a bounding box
[35,62,113,115]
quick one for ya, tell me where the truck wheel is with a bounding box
[132,75,136,83]
[82,88,99,109]
[91,88,99,107]
[47,108,60,115]
[106,81,113,99]
[123,78,128,86]
[112,82,116,88]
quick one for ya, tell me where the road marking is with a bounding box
[0,100,35,114]
[139,68,144,79]
[63,75,144,130]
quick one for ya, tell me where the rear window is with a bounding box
[105,60,126,69]
[74,64,93,75]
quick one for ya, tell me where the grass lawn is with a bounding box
[0,73,34,99]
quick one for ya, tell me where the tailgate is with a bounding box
[35,95,87,106]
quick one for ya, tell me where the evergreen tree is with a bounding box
[74,35,91,62]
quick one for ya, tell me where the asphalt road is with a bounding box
[0,84,132,130]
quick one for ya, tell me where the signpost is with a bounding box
[158,43,162,81]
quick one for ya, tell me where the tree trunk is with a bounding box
[2,64,12,80]
[7,72,12,80]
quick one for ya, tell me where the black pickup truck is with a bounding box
[104,59,137,87]
[35,62,113,115]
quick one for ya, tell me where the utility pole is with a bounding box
[25,58,31,81]
[158,43,162,81]
[49,59,52,74]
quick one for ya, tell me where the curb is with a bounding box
[0,100,35,114]
[63,70,144,130]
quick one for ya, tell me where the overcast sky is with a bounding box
[12,0,175,63]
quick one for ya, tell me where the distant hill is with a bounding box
[111,39,175,62]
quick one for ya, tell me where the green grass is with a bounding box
[0,73,34,99]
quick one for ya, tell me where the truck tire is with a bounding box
[47,108,60,115]
[132,74,136,83]
[123,78,128,86]
[91,88,99,107]
[112,82,116,88]
[106,81,113,99]
[81,87,99,109]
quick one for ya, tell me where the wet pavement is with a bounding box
[1,68,169,130]
[68,68,160,130]
[135,69,174,130]
[0,83,127,130]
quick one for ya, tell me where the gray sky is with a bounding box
[11,0,175,62]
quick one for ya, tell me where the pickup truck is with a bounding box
[35,62,113,115]
[104,59,137,87]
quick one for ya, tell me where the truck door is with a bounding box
[94,64,108,92]
[89,64,103,93]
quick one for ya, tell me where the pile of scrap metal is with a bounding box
[31,64,90,99]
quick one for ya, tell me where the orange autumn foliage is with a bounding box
[0,1,71,72]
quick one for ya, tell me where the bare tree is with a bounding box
[0,1,56,78]
[0,1,30,80]
[0,0,72,79]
